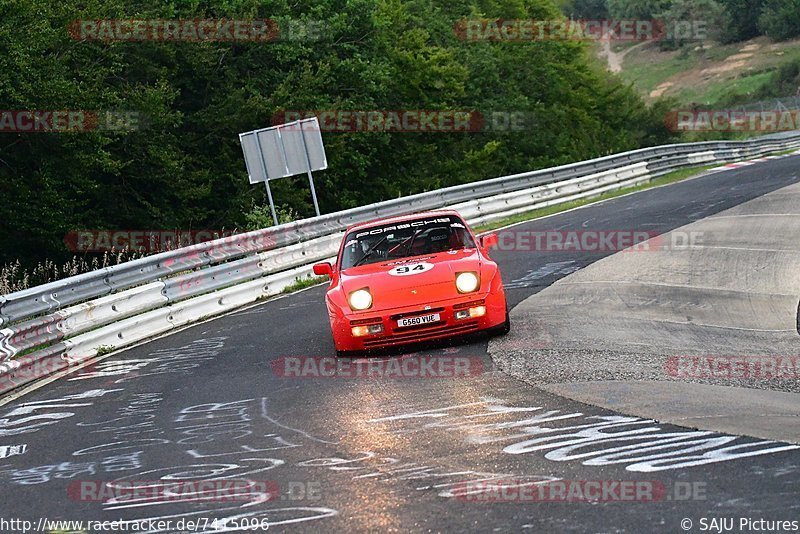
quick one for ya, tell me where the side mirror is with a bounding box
[480,233,498,249]
[313,262,333,277]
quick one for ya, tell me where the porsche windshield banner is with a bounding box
[352,217,453,240]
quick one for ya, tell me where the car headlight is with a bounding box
[348,288,373,310]
[455,272,480,293]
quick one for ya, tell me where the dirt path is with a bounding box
[600,37,649,73]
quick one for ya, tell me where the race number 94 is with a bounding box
[388,262,434,276]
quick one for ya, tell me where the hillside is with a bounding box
[600,36,800,106]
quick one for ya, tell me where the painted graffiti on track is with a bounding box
[367,398,800,472]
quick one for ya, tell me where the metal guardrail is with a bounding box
[1,130,799,394]
[3,132,798,325]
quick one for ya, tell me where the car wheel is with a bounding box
[491,309,511,336]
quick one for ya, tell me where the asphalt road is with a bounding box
[1,156,799,533]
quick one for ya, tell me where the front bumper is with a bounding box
[329,289,507,352]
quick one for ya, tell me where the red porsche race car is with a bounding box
[313,210,509,357]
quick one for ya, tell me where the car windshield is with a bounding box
[340,215,476,269]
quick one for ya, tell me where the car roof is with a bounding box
[345,210,465,233]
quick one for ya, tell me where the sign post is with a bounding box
[239,117,327,227]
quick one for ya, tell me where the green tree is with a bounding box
[758,0,800,40]
[607,0,671,19]
[560,0,610,18]
[656,0,730,49]
[717,0,765,42]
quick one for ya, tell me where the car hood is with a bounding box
[340,249,482,311]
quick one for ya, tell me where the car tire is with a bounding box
[490,309,511,336]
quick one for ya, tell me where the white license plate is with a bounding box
[397,313,440,328]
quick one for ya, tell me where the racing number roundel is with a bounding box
[388,262,434,276]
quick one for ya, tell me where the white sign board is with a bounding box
[240,117,327,184]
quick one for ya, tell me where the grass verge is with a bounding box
[282,274,327,294]
[771,147,800,157]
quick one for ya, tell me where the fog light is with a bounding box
[352,324,384,337]
[469,305,487,318]
[455,306,486,320]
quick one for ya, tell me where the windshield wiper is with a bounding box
[353,235,388,267]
